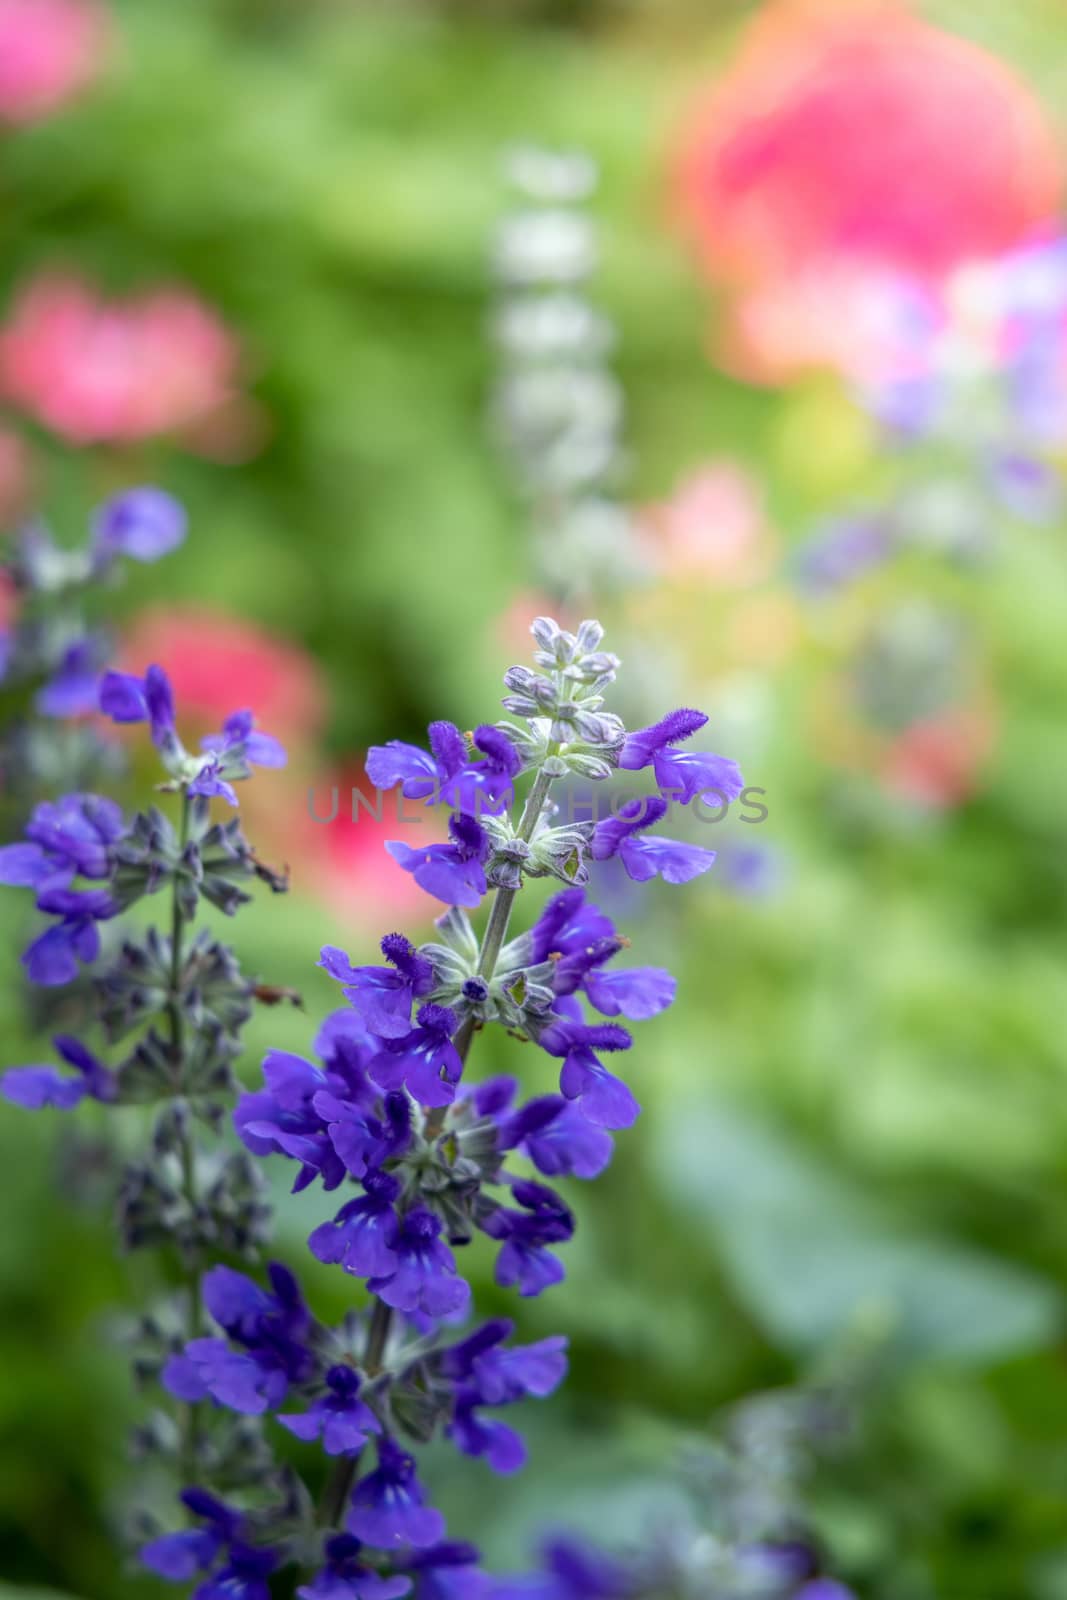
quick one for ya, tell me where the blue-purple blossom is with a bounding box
[386,813,490,908]
[36,637,108,717]
[367,721,521,817]
[141,1489,279,1600]
[298,1534,412,1600]
[367,1206,470,1318]
[481,1181,574,1298]
[0,792,124,885]
[591,798,715,886]
[369,1004,463,1108]
[22,884,115,985]
[399,1543,487,1600]
[501,1096,613,1180]
[99,663,286,805]
[320,935,436,1039]
[618,709,743,806]
[348,1439,446,1549]
[278,1364,381,1456]
[91,487,187,566]
[163,1263,314,1414]
[538,1017,636,1129]
[309,1170,402,1279]
[529,888,616,964]
[1,1033,116,1110]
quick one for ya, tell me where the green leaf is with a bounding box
[658,1100,1062,1367]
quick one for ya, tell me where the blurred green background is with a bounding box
[4,2,1067,1598]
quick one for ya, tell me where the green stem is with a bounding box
[317,1300,393,1527]
[169,793,202,1483]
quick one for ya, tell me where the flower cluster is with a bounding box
[119,614,743,1595]
[0,487,186,799]
[3,611,789,1598]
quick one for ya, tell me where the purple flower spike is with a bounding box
[386,814,489,908]
[279,1364,381,1456]
[619,708,744,807]
[347,1439,446,1550]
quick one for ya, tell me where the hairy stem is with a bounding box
[169,793,203,1483]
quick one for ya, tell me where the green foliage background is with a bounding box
[3,3,1067,1599]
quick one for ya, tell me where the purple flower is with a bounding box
[582,966,675,1021]
[618,709,743,806]
[449,1400,526,1474]
[320,935,436,1040]
[481,1181,574,1299]
[279,1365,381,1456]
[386,814,490,909]
[370,1004,463,1108]
[348,1439,446,1550]
[502,1096,613,1180]
[591,799,715,887]
[528,888,616,964]
[367,721,520,817]
[1,1033,116,1110]
[309,1171,401,1279]
[100,665,285,803]
[368,1207,470,1319]
[163,1263,313,1414]
[22,885,115,985]
[538,1018,637,1130]
[399,1543,487,1600]
[36,638,107,717]
[142,1490,279,1600]
[0,792,124,885]
[298,1535,412,1600]
[794,517,893,594]
[91,487,187,565]
[201,709,287,773]
[100,663,176,747]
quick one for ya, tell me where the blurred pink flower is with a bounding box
[0,276,247,448]
[671,0,1062,378]
[301,763,444,929]
[639,462,777,584]
[0,424,32,528]
[0,0,111,125]
[119,607,328,747]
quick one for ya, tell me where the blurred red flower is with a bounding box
[0,0,111,125]
[120,607,328,747]
[671,0,1061,376]
[0,276,250,449]
[882,705,996,811]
